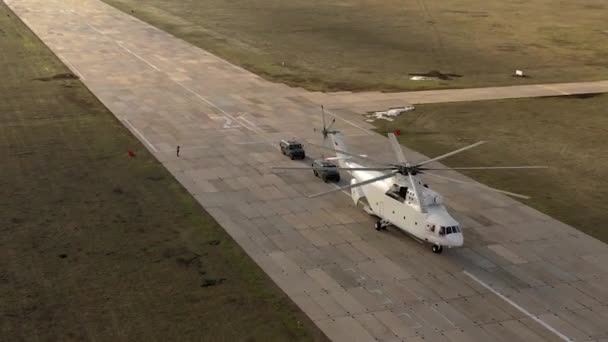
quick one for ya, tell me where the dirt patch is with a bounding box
[175,251,202,267]
[201,278,226,287]
[34,72,79,81]
[409,70,463,80]
[146,175,164,181]
[541,92,602,100]
[570,93,602,99]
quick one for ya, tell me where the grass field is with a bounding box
[101,0,608,91]
[371,94,608,242]
[0,3,327,341]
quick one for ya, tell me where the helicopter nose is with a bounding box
[448,233,464,247]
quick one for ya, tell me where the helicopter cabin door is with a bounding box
[377,201,384,218]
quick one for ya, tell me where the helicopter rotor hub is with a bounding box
[397,164,419,176]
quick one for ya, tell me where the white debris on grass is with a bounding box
[410,75,435,81]
[364,105,415,122]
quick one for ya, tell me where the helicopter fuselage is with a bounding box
[349,164,463,249]
[330,133,463,252]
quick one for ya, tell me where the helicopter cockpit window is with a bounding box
[439,226,461,235]
[399,186,407,198]
[386,185,407,202]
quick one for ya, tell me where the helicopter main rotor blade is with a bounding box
[306,142,394,166]
[322,105,327,131]
[422,172,530,199]
[387,134,426,211]
[326,117,337,132]
[407,172,427,213]
[271,166,396,171]
[338,166,395,171]
[308,171,397,198]
[416,141,486,167]
[387,133,408,164]
[422,166,548,171]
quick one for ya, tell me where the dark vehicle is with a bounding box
[312,159,340,182]
[280,140,306,160]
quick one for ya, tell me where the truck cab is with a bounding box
[312,159,340,182]
[280,140,306,160]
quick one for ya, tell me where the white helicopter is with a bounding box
[274,110,546,253]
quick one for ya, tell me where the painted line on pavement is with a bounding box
[123,119,158,153]
[463,270,572,342]
[112,41,278,151]
[538,84,570,96]
[80,9,371,141]
[83,17,250,133]
[117,41,161,71]
[84,21,251,133]
[87,23,106,36]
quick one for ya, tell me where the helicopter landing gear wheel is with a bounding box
[432,245,443,254]
[375,220,388,231]
[375,221,382,231]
